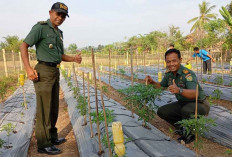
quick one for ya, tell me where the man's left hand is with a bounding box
[74,53,82,64]
[168,79,179,94]
[212,58,215,62]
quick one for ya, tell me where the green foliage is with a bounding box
[220,6,232,27]
[229,81,232,86]
[176,115,216,149]
[76,95,88,116]
[118,84,162,126]
[224,149,232,155]
[101,85,108,93]
[67,81,73,87]
[0,123,16,146]
[214,76,224,85]
[118,68,126,75]
[90,109,115,126]
[72,87,80,98]
[212,88,223,100]
[208,96,214,106]
[0,75,18,100]
[0,138,5,149]
[201,78,206,84]
[67,43,78,54]
[0,35,23,52]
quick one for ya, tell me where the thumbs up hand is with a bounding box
[168,79,180,94]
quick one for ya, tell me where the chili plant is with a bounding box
[201,78,206,84]
[118,84,163,128]
[214,76,224,85]
[176,115,216,153]
[0,123,16,148]
[76,95,88,125]
[101,85,108,93]
[72,87,80,98]
[212,88,223,100]
[118,68,126,75]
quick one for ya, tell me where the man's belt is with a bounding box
[38,61,60,68]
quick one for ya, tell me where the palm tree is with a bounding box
[188,1,217,33]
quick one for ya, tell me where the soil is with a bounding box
[27,88,79,157]
[96,75,232,157]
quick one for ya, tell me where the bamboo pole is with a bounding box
[82,72,87,125]
[19,51,23,71]
[130,48,134,118]
[87,72,93,138]
[22,86,27,109]
[221,48,224,85]
[143,51,146,74]
[91,48,103,154]
[12,50,16,72]
[2,49,8,77]
[97,68,112,157]
[195,84,199,157]
[72,63,79,97]
[109,49,111,87]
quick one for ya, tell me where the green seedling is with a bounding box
[72,87,80,98]
[118,68,126,75]
[76,95,88,125]
[176,115,216,154]
[90,109,115,126]
[118,84,162,128]
[201,78,206,84]
[229,81,232,87]
[214,76,224,85]
[0,123,16,148]
[208,96,214,106]
[101,85,108,93]
[212,88,223,100]
[0,138,5,148]
[67,81,72,87]
[169,127,174,138]
[224,149,232,155]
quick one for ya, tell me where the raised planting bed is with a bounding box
[0,80,36,157]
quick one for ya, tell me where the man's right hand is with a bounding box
[26,67,38,81]
[145,75,154,84]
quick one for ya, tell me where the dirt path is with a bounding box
[27,88,79,157]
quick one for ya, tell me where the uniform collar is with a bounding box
[47,19,63,34]
[177,65,184,75]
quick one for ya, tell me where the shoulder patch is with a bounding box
[186,75,193,81]
[165,69,170,73]
[37,21,47,25]
[183,69,189,74]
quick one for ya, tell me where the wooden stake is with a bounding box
[195,84,199,157]
[72,63,79,97]
[2,49,8,77]
[91,48,103,154]
[22,86,27,109]
[98,68,112,157]
[19,51,23,71]
[82,72,87,125]
[143,51,146,74]
[109,49,111,87]
[130,48,134,118]
[12,50,16,72]
[87,72,93,138]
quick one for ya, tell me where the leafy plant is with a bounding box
[91,109,115,126]
[201,78,206,84]
[176,115,216,152]
[229,81,232,87]
[67,81,72,87]
[224,149,232,155]
[101,85,108,93]
[72,87,80,98]
[118,84,162,128]
[214,76,224,85]
[212,88,223,100]
[0,123,16,148]
[76,95,88,125]
[118,68,126,75]
[0,138,5,149]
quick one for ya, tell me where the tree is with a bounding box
[187,1,217,37]
[0,35,23,52]
[67,43,78,54]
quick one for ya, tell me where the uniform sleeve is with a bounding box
[192,53,196,57]
[24,24,43,47]
[160,73,169,87]
[185,73,198,89]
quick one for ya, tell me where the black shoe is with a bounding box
[51,138,66,145]
[38,145,61,155]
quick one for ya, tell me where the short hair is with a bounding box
[169,44,174,47]
[194,47,199,51]
[165,48,181,59]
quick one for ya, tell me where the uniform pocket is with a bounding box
[46,34,56,45]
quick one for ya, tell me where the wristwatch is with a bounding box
[179,88,183,94]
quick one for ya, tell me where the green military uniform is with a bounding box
[24,19,64,148]
[157,65,210,128]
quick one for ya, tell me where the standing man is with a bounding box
[20,2,82,155]
[186,47,215,74]
[145,49,210,144]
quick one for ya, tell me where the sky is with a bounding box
[0,0,230,48]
